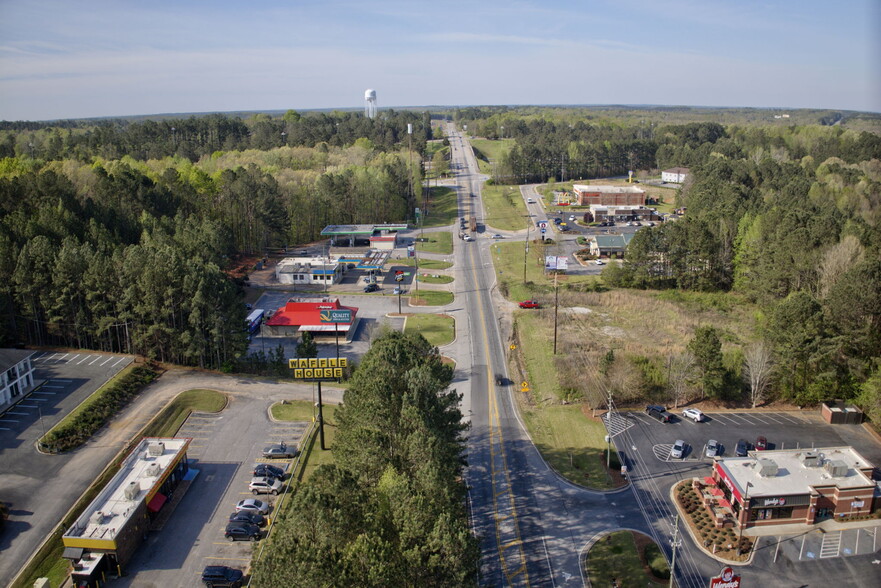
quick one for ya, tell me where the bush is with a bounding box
[42,365,160,453]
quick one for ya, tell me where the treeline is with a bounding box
[0,109,431,164]
[252,331,478,586]
[0,113,423,362]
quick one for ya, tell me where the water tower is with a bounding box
[364,89,377,119]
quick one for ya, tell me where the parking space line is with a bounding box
[0,419,20,423]
[18,404,39,408]
[0,427,13,430]
[52,379,73,383]
[100,356,115,366]
[54,353,70,363]
[6,411,30,415]
[88,355,103,365]
[28,398,48,402]
[112,357,128,367]
[34,391,56,395]
[708,413,738,425]
[76,355,92,365]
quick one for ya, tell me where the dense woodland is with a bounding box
[251,331,479,586]
[455,106,881,420]
[0,110,430,367]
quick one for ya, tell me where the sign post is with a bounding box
[709,567,741,588]
[289,357,348,450]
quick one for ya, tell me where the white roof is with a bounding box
[572,184,645,194]
[64,437,189,543]
[718,446,875,498]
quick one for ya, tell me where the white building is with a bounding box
[0,349,36,408]
[275,257,344,286]
[661,167,690,183]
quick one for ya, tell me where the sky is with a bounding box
[0,0,879,121]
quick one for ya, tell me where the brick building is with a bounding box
[572,184,646,206]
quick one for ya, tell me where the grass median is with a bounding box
[482,184,528,231]
[415,230,453,254]
[421,186,458,228]
[404,314,455,347]
[583,531,670,586]
[410,290,454,307]
[394,257,453,270]
[270,400,338,482]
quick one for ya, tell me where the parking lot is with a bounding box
[116,395,310,587]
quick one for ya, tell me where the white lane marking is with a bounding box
[112,357,128,367]
[100,356,115,366]
[88,355,103,365]
[33,391,56,395]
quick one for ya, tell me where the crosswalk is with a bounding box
[820,530,842,558]
[602,411,635,438]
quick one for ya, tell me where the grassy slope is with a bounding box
[415,230,453,254]
[481,184,529,231]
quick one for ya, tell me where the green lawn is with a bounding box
[271,399,318,422]
[404,314,455,347]
[141,389,227,438]
[292,404,338,482]
[470,138,515,175]
[395,258,453,270]
[481,184,529,231]
[490,241,598,302]
[421,186,459,228]
[416,274,454,284]
[415,230,453,254]
[583,531,669,586]
[410,290,454,306]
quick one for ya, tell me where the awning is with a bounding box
[717,499,732,509]
[62,546,84,560]
[710,487,724,497]
[147,492,167,513]
[703,476,717,486]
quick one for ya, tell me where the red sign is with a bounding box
[713,463,743,502]
[710,566,741,588]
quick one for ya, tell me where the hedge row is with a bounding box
[42,365,159,453]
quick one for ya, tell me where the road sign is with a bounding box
[319,309,352,323]
[509,344,517,350]
[539,221,548,229]
[540,228,546,234]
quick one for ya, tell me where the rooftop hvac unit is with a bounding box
[124,481,140,500]
[825,459,848,478]
[147,442,165,457]
[757,458,779,477]
[90,511,105,525]
[142,463,161,478]
[802,451,822,467]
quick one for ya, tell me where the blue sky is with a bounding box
[0,0,878,120]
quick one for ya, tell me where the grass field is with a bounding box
[415,230,453,254]
[421,186,458,228]
[481,184,529,231]
[416,274,454,284]
[404,313,455,347]
[410,289,454,306]
[291,404,338,482]
[141,389,227,437]
[490,241,597,302]
[583,531,669,586]
[394,258,453,270]
[271,399,318,422]
[470,138,515,175]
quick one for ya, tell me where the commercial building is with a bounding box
[588,234,635,258]
[661,167,690,183]
[572,185,646,206]
[588,205,662,223]
[0,349,36,409]
[264,298,359,339]
[62,437,192,583]
[705,447,878,530]
[320,223,408,249]
[275,256,344,286]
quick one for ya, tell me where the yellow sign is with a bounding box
[510,344,517,350]
[289,357,347,369]
[521,381,528,388]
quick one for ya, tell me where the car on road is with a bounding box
[595,259,605,265]
[569,215,576,221]
[519,300,540,309]
[527,198,535,203]
[705,439,720,458]
[235,498,270,515]
[262,442,298,459]
[229,510,266,527]
[735,439,750,457]
[755,436,768,451]
[491,233,504,239]
[646,405,670,423]
[249,476,283,495]
[201,565,244,588]
[682,408,704,422]
[253,463,285,480]
[463,235,474,241]
[363,283,379,293]
[225,521,262,542]
[670,440,686,459]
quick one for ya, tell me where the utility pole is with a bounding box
[523,214,534,283]
[606,389,613,467]
[553,271,559,354]
[669,514,681,588]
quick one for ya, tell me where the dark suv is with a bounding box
[202,565,244,587]
[225,521,261,542]
[646,405,670,423]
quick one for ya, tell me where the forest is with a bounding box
[0,110,430,368]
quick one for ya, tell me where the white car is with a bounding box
[491,234,504,239]
[705,439,720,458]
[236,499,270,515]
[527,198,535,203]
[249,476,283,495]
[670,440,686,459]
[682,408,704,422]
[595,259,605,266]
[463,235,474,242]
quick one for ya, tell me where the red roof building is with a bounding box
[264,298,359,337]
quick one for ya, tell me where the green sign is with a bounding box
[319,309,352,323]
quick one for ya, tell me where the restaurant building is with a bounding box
[705,447,878,530]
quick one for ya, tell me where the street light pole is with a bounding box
[523,215,533,283]
[669,514,681,588]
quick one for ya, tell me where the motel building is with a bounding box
[62,437,192,586]
[703,447,879,531]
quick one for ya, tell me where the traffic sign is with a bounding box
[319,309,352,323]
[509,344,517,350]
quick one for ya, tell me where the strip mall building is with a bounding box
[709,447,879,529]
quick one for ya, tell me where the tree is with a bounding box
[687,326,725,400]
[743,341,773,408]
[432,148,449,178]
[666,351,695,408]
[296,330,317,358]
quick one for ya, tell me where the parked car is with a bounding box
[249,476,283,495]
[201,565,244,588]
[363,283,379,293]
[735,439,750,457]
[705,439,720,458]
[755,436,768,451]
[646,405,670,423]
[229,510,266,527]
[235,498,270,515]
[682,408,704,422]
[253,463,285,480]
[262,442,298,459]
[519,300,540,309]
[670,440,686,459]
[393,287,403,295]
[553,217,562,225]
[595,259,605,265]
[225,521,261,542]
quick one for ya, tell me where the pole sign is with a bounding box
[408,245,415,258]
[319,309,352,323]
[709,566,740,588]
[289,357,348,380]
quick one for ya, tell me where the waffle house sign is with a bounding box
[289,357,347,380]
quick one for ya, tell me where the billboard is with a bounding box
[709,566,741,588]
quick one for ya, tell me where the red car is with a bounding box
[519,300,540,309]
[755,436,768,451]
